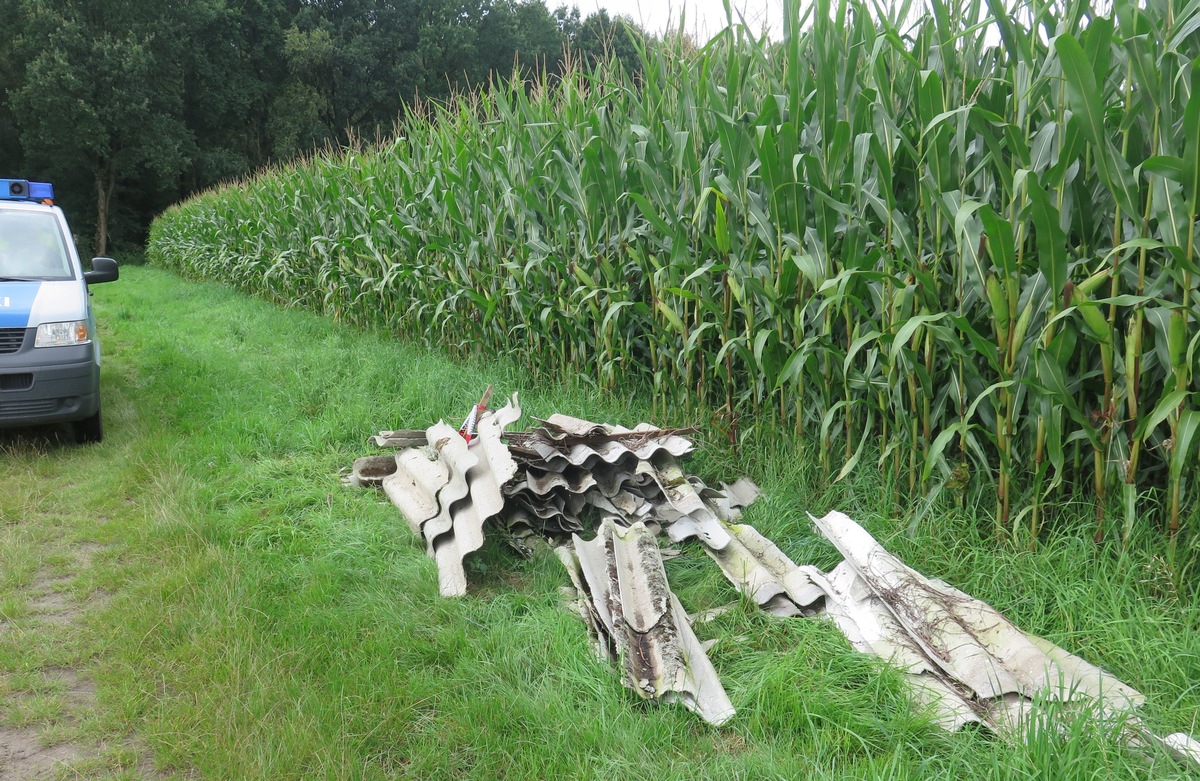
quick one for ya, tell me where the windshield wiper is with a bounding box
[0,276,34,281]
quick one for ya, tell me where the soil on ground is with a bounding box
[0,542,167,780]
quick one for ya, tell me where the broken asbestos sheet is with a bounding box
[810,510,1143,731]
[704,510,1200,765]
[558,519,736,726]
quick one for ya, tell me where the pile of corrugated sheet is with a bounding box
[502,415,689,536]
[362,392,522,597]
[349,391,757,593]
[346,391,1199,767]
[502,413,758,544]
[348,391,752,721]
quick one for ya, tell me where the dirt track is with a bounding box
[0,539,164,780]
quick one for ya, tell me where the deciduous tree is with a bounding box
[11,0,192,254]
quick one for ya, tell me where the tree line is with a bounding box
[0,0,645,255]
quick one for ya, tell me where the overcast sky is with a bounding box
[567,0,785,40]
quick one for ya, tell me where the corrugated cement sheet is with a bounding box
[558,519,736,726]
[809,510,1144,730]
[700,510,1190,742]
[381,394,522,596]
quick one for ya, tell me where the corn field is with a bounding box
[149,0,1199,544]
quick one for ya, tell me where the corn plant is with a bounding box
[149,0,1200,548]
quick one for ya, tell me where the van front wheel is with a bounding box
[73,405,103,444]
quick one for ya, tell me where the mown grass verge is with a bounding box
[3,265,1198,779]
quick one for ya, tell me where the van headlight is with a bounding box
[35,320,90,347]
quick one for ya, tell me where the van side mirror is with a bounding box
[85,256,118,284]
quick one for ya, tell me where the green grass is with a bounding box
[2,265,1198,779]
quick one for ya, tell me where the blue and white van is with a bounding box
[0,179,118,443]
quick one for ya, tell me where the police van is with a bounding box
[0,179,118,443]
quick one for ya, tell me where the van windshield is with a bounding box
[0,209,73,280]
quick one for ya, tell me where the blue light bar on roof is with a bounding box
[1,179,55,202]
[27,181,54,201]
